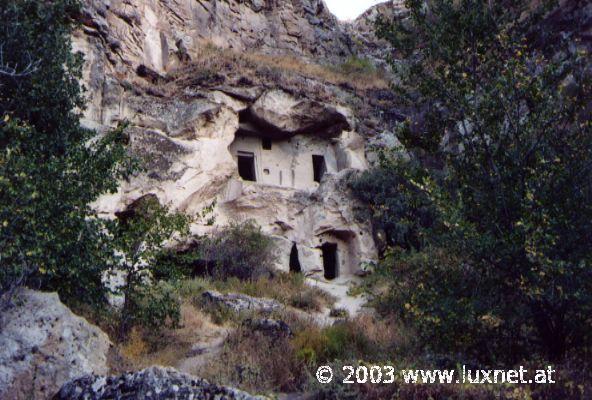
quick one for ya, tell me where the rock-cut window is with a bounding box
[312,155,326,183]
[237,151,256,182]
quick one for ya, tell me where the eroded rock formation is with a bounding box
[0,290,111,400]
[75,1,387,283]
[77,0,353,77]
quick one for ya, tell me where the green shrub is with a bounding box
[153,221,276,282]
[111,195,190,338]
[338,56,376,75]
[376,246,512,363]
[201,220,277,281]
[126,281,181,333]
[329,308,349,318]
[292,315,394,365]
[153,246,204,281]
[289,290,324,312]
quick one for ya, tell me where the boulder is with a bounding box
[242,318,292,338]
[54,366,266,400]
[0,290,111,400]
[249,90,351,139]
[202,291,282,314]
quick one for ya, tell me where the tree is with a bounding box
[0,0,132,307]
[376,0,592,362]
[111,195,190,338]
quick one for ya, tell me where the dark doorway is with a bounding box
[321,243,338,280]
[262,138,272,150]
[238,152,256,182]
[289,243,302,273]
[312,155,326,183]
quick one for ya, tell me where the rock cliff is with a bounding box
[74,0,399,283]
[78,0,353,77]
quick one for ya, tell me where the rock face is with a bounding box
[54,366,265,400]
[0,290,111,400]
[74,0,388,286]
[78,0,352,76]
[345,0,408,67]
[249,89,351,138]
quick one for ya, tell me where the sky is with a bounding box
[324,0,385,21]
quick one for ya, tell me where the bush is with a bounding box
[125,281,181,333]
[289,290,325,312]
[376,246,515,363]
[201,221,277,281]
[111,195,190,338]
[153,246,204,281]
[153,221,276,282]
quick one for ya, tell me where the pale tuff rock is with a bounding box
[248,89,351,138]
[76,0,381,286]
[54,366,266,400]
[88,82,378,282]
[0,290,111,400]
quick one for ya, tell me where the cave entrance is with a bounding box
[321,242,338,280]
[312,155,326,183]
[289,243,302,273]
[237,151,256,182]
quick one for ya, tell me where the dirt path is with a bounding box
[306,277,368,319]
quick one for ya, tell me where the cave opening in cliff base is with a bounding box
[237,151,256,182]
[312,155,326,183]
[289,243,302,273]
[321,242,338,280]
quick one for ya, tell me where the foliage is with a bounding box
[111,195,190,338]
[200,220,277,281]
[348,155,439,250]
[0,0,132,307]
[374,0,592,362]
[337,56,376,75]
[154,220,275,282]
[292,316,398,366]
[125,281,181,333]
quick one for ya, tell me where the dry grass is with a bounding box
[113,302,224,372]
[195,310,410,395]
[170,41,390,94]
[178,273,337,314]
[195,324,306,393]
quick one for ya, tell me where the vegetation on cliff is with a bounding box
[0,0,132,307]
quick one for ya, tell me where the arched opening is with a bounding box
[289,243,302,273]
[321,242,338,280]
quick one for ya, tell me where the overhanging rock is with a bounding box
[248,89,351,139]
